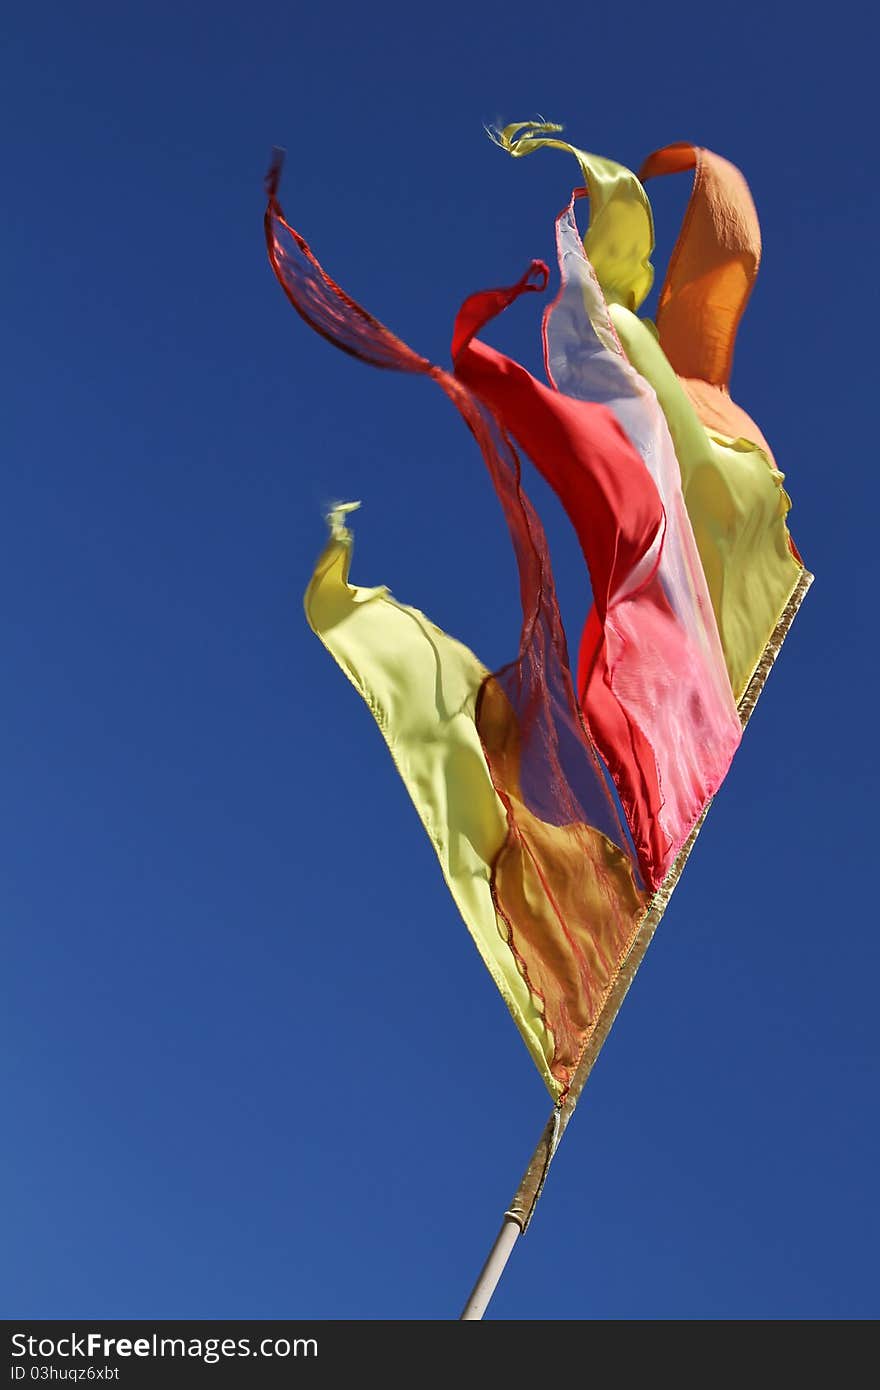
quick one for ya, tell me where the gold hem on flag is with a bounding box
[505,568,813,1230]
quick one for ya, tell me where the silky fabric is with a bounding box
[267,167,651,1095]
[540,191,741,845]
[608,305,802,699]
[640,142,769,448]
[497,124,806,701]
[305,505,557,1089]
[453,267,740,888]
[495,122,654,311]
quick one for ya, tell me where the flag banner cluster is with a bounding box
[266,125,810,1099]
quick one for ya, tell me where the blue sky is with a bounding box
[2,0,877,1320]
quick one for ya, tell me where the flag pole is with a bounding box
[458,813,700,1320]
[459,1217,522,1320]
[458,569,813,1320]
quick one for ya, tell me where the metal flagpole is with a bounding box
[458,813,700,1320]
[458,570,813,1320]
[459,1217,522,1321]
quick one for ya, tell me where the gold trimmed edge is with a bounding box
[507,568,814,1230]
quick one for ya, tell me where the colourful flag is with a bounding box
[451,214,741,890]
[497,124,806,700]
[266,130,810,1098]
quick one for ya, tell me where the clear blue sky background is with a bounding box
[3,1,877,1321]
